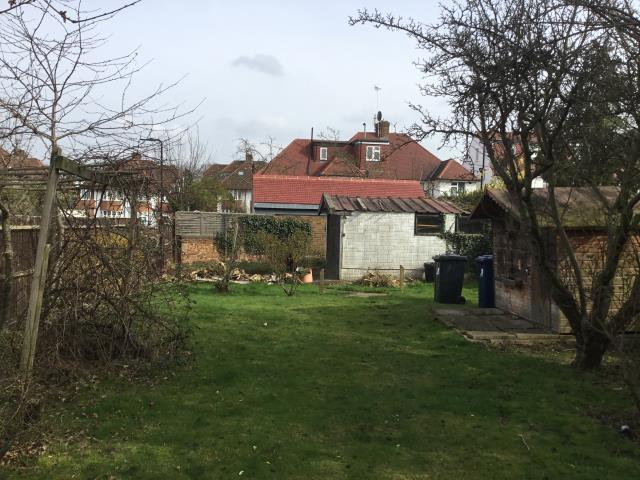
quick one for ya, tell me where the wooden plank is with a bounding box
[20,243,51,380]
[54,155,115,185]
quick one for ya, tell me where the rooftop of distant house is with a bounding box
[203,154,266,190]
[260,115,477,183]
[0,147,45,170]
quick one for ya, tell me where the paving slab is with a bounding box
[433,307,572,345]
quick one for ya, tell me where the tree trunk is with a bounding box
[573,325,609,370]
[0,201,14,331]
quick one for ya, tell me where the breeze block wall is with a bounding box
[338,212,448,281]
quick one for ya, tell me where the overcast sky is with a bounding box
[103,0,456,165]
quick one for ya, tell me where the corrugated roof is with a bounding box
[320,194,462,215]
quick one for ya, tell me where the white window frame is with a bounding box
[450,182,466,195]
[366,145,381,161]
[319,147,328,162]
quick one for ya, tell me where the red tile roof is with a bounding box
[261,133,447,182]
[260,139,317,176]
[428,159,478,181]
[0,147,45,169]
[253,174,425,206]
[362,133,443,181]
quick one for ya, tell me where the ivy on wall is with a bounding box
[239,216,312,255]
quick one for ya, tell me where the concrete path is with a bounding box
[433,307,574,345]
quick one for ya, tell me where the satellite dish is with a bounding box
[377,111,383,121]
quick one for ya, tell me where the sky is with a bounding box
[101,0,456,165]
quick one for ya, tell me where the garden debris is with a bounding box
[189,264,278,284]
[356,271,400,288]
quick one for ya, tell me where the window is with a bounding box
[366,145,381,161]
[319,147,328,162]
[415,214,443,235]
[449,182,466,195]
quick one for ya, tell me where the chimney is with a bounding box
[245,150,253,163]
[376,120,390,138]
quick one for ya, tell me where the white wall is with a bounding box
[426,180,481,198]
[338,212,454,280]
[225,189,252,213]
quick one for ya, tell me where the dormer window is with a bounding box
[366,145,381,161]
[319,147,328,162]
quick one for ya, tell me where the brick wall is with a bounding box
[558,232,640,330]
[493,222,640,333]
[279,214,327,257]
[179,237,220,264]
[177,213,328,264]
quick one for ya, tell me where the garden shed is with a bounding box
[319,194,461,280]
[471,187,640,333]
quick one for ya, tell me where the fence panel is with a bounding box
[0,226,38,324]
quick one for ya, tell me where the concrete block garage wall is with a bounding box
[339,212,449,281]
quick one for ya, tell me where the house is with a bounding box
[471,187,640,333]
[467,135,546,188]
[320,194,462,280]
[0,147,44,170]
[260,114,479,194]
[203,154,266,213]
[69,153,177,226]
[425,158,481,197]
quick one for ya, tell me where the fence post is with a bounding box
[20,160,59,382]
[20,243,51,381]
[319,268,325,294]
[399,265,405,290]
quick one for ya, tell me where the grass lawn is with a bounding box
[3,282,639,479]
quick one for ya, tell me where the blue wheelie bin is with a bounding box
[476,255,495,308]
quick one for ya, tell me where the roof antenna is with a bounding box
[363,122,367,140]
[374,85,382,111]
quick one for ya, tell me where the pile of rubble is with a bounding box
[356,271,419,288]
[189,264,278,284]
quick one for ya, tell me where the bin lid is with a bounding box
[433,254,468,262]
[475,254,494,263]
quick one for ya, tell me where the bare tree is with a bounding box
[234,136,282,163]
[317,126,341,141]
[165,128,213,211]
[350,0,640,370]
[0,0,192,379]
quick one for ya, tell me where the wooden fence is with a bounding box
[0,225,38,323]
[174,211,245,238]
